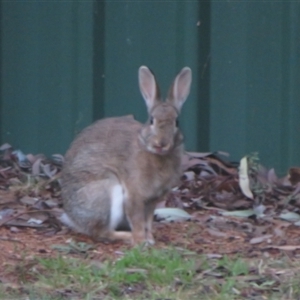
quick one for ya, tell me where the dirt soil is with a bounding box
[2,208,300,276]
[2,147,300,285]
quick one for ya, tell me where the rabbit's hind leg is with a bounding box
[75,177,132,243]
[62,175,132,243]
[98,182,133,243]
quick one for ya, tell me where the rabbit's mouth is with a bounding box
[138,129,173,155]
[151,144,171,155]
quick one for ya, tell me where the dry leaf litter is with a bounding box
[1,143,300,267]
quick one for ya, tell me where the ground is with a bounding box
[2,210,300,266]
[1,147,300,299]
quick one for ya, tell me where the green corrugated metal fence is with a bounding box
[1,1,299,173]
[210,1,300,173]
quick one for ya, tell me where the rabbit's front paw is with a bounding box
[131,232,155,246]
[146,231,155,245]
[131,230,148,246]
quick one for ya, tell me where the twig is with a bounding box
[0,209,54,226]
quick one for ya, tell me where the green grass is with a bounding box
[14,247,199,299]
[2,247,300,300]
[49,248,194,299]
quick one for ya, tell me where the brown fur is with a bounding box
[61,66,192,245]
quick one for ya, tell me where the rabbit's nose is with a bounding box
[154,139,166,148]
[153,140,171,151]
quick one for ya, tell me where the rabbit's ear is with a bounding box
[167,67,192,112]
[138,66,160,111]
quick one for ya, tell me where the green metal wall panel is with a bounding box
[210,2,300,173]
[1,1,299,175]
[1,1,94,155]
[1,1,203,155]
[101,1,202,152]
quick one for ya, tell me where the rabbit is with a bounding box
[60,66,192,245]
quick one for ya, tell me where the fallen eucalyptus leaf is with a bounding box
[52,154,64,164]
[206,228,228,238]
[10,226,20,233]
[154,208,191,222]
[250,234,272,244]
[221,209,255,218]
[44,199,59,208]
[32,158,43,176]
[279,212,300,222]
[0,208,15,219]
[267,245,300,251]
[27,218,43,225]
[186,151,213,158]
[250,280,276,289]
[41,164,57,178]
[239,156,254,199]
[20,196,38,206]
[12,150,27,163]
[0,143,12,151]
[206,253,223,259]
[267,168,278,183]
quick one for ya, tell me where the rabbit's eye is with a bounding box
[175,119,179,127]
[150,117,154,125]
